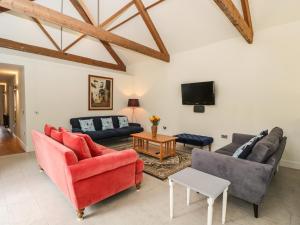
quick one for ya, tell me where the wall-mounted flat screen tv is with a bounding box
[181,81,215,105]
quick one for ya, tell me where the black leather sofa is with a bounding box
[70,115,144,143]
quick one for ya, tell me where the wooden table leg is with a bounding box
[160,143,164,162]
[173,141,176,156]
[209,144,212,152]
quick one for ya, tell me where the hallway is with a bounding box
[0,126,24,156]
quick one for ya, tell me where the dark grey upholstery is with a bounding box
[192,127,287,212]
[70,115,144,143]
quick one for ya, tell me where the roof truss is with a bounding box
[0,0,169,71]
[214,0,254,43]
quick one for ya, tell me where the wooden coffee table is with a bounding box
[131,132,177,162]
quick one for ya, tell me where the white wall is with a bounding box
[0,52,134,151]
[129,21,300,169]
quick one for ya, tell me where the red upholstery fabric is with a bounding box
[44,124,56,136]
[32,129,144,213]
[63,132,92,160]
[71,163,136,209]
[59,127,69,132]
[75,133,102,157]
[68,149,138,182]
[50,129,63,143]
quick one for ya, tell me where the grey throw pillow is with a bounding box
[79,119,96,132]
[118,117,129,128]
[101,118,114,130]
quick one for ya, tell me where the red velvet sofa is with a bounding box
[32,129,144,219]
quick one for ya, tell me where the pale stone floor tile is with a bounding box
[0,153,299,225]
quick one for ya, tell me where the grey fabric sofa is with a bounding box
[192,127,287,218]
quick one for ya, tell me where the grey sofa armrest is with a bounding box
[192,149,273,205]
[232,133,255,145]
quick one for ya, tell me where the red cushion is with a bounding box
[50,130,63,143]
[63,132,92,160]
[75,133,103,157]
[59,127,69,132]
[44,124,56,136]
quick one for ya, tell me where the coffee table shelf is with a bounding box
[131,132,177,161]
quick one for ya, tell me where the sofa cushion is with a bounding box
[216,143,240,156]
[44,124,56,136]
[79,119,96,132]
[75,133,103,157]
[59,127,69,132]
[118,116,129,128]
[63,132,92,160]
[114,126,144,136]
[50,129,63,143]
[247,127,283,163]
[101,117,114,130]
[85,129,119,140]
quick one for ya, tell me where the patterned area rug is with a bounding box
[103,138,192,180]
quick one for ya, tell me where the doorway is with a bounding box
[0,64,26,155]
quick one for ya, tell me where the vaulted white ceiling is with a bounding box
[0,0,300,67]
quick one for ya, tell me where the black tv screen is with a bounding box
[181,81,215,105]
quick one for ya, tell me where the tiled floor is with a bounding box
[0,152,299,225]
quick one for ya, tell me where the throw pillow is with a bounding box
[59,127,69,132]
[50,129,63,143]
[101,118,114,130]
[233,136,260,159]
[62,132,92,160]
[118,116,129,128]
[44,124,56,136]
[79,119,96,132]
[75,133,103,156]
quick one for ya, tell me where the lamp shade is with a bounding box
[128,99,140,107]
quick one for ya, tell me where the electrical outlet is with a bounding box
[221,134,228,139]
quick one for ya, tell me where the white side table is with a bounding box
[168,168,230,225]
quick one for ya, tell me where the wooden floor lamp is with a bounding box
[128,99,140,123]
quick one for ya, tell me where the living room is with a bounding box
[0,0,299,225]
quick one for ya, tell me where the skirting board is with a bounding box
[12,133,28,152]
[280,159,300,170]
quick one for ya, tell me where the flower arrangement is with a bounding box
[149,115,160,126]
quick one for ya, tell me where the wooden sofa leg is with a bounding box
[136,183,141,190]
[253,204,259,218]
[76,208,85,220]
[39,166,44,173]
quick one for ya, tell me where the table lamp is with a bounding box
[128,99,140,122]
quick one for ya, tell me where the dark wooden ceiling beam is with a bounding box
[214,0,253,43]
[0,0,169,62]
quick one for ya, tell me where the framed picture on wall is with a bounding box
[88,75,113,110]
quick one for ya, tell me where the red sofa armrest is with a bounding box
[68,149,138,182]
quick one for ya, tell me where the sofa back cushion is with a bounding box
[63,132,92,160]
[75,133,103,156]
[50,129,63,143]
[247,127,283,163]
[44,124,56,136]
